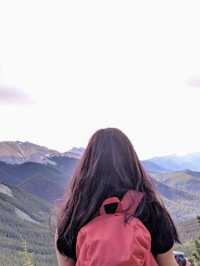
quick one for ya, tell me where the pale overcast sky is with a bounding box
[0,0,200,159]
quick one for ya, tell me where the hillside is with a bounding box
[153,179,200,221]
[142,160,167,172]
[0,183,56,266]
[165,172,200,194]
[178,217,200,242]
[0,141,199,222]
[0,157,78,202]
[151,170,200,195]
[0,156,198,222]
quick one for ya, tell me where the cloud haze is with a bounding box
[0,86,33,105]
[187,78,200,88]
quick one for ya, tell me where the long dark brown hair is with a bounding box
[56,128,179,260]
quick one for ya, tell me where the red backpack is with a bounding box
[76,190,158,266]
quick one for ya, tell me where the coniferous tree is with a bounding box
[190,216,200,266]
[19,239,34,266]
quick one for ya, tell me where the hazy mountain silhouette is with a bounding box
[147,153,200,172]
[1,141,200,172]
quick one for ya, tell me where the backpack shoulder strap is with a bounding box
[99,190,144,216]
[120,190,144,215]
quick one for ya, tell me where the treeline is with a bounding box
[0,187,57,265]
[190,216,200,266]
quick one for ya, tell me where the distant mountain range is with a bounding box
[0,141,83,165]
[144,153,200,172]
[0,141,59,165]
[0,141,200,222]
[1,141,200,172]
